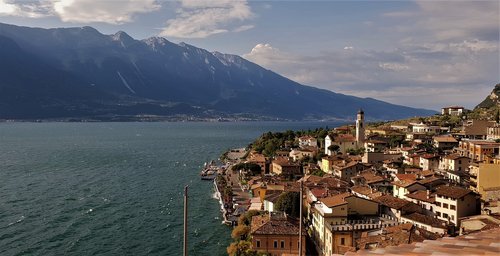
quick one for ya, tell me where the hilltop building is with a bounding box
[441,106,464,116]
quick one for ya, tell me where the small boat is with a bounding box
[200,160,219,180]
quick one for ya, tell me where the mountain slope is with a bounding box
[475,84,500,110]
[0,23,436,120]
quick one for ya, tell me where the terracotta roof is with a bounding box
[310,187,328,198]
[301,174,323,184]
[251,214,304,235]
[272,158,300,167]
[317,177,350,189]
[354,223,430,252]
[365,139,387,144]
[322,155,348,162]
[405,190,435,203]
[299,135,315,140]
[392,180,419,188]
[444,153,468,160]
[460,214,500,234]
[385,222,413,233]
[356,170,386,184]
[319,192,350,208]
[374,194,414,210]
[421,170,435,177]
[433,136,458,143]
[346,227,500,255]
[404,168,423,174]
[436,186,473,199]
[351,185,373,196]
[417,176,444,185]
[334,134,357,142]
[395,173,418,182]
[403,212,448,228]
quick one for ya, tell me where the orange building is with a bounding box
[251,214,306,256]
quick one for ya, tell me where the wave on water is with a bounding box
[7,215,25,227]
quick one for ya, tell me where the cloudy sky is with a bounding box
[0,0,498,110]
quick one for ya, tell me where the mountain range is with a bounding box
[0,23,435,121]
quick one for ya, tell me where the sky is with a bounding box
[0,0,499,110]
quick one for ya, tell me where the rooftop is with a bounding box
[374,194,413,210]
[403,212,448,228]
[433,136,458,143]
[405,190,435,203]
[319,192,350,208]
[346,227,500,255]
[436,186,473,199]
[251,214,304,235]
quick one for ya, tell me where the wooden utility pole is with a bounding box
[299,180,303,256]
[183,185,188,256]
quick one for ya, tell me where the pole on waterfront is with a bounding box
[299,180,303,256]
[184,185,188,256]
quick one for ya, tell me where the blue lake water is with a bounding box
[0,121,343,255]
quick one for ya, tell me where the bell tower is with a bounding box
[356,109,365,146]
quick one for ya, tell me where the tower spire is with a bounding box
[356,109,365,146]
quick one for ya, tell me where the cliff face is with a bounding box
[475,84,500,109]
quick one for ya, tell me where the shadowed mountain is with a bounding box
[0,23,436,120]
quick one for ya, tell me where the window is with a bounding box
[443,213,448,218]
[341,238,345,245]
[280,240,285,248]
[435,202,441,207]
[451,215,454,220]
[450,205,456,210]
[273,240,278,248]
[436,211,441,217]
[256,240,261,248]
[443,203,448,209]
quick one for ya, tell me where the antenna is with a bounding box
[184,185,188,256]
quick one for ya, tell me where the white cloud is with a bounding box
[378,62,409,71]
[415,1,499,41]
[160,0,254,38]
[242,39,498,109]
[52,0,159,24]
[0,0,160,24]
[240,1,499,110]
[0,0,50,17]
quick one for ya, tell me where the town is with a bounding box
[212,105,500,255]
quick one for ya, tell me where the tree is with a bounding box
[231,225,250,240]
[227,241,256,256]
[310,169,325,177]
[238,210,260,226]
[275,191,300,218]
[328,144,340,154]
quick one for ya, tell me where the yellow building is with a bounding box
[321,155,348,173]
[310,193,379,255]
[470,159,500,201]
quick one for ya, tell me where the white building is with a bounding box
[439,154,470,172]
[434,186,479,226]
[298,135,318,148]
[441,106,464,116]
